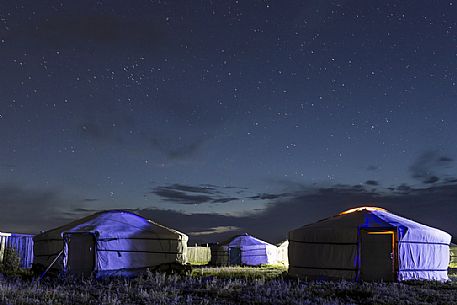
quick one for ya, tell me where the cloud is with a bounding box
[147,137,208,160]
[139,180,457,244]
[151,187,214,205]
[4,179,457,244]
[365,180,379,186]
[409,151,454,184]
[82,198,98,202]
[164,184,218,194]
[249,193,291,200]
[188,226,242,237]
[137,208,243,243]
[396,184,412,193]
[366,165,380,171]
[423,176,440,184]
[0,184,87,233]
[212,197,239,203]
[80,121,123,144]
[79,115,209,160]
[149,184,241,205]
[439,156,453,162]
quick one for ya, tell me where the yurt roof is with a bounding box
[34,210,187,240]
[292,206,451,243]
[224,233,274,247]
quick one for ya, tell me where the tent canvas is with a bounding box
[0,232,34,268]
[276,240,289,266]
[211,234,278,266]
[33,210,188,277]
[209,244,229,266]
[187,246,211,265]
[288,207,451,281]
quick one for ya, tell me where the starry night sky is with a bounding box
[1,1,456,243]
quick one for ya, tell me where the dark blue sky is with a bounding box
[1,1,456,242]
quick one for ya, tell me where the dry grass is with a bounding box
[0,268,456,305]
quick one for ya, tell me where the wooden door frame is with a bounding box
[63,232,97,274]
[357,228,398,281]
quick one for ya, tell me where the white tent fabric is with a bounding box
[277,240,289,266]
[210,234,278,266]
[0,232,34,268]
[33,210,188,276]
[288,207,451,281]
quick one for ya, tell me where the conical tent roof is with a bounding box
[36,210,186,240]
[225,233,273,247]
[290,207,450,244]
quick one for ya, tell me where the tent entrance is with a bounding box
[228,247,241,265]
[64,232,96,276]
[360,230,395,281]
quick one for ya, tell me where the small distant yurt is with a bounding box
[33,210,188,277]
[277,240,289,266]
[288,207,451,281]
[211,233,278,266]
[0,232,34,268]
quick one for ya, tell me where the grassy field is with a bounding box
[0,267,456,305]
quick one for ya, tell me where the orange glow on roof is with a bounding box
[339,206,386,215]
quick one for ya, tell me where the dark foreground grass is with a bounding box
[0,268,457,305]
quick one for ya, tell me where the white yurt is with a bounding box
[288,207,451,281]
[33,210,188,277]
[211,233,278,266]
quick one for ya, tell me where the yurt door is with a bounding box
[229,247,241,265]
[360,230,395,281]
[64,233,96,276]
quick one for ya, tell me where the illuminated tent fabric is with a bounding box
[276,240,289,266]
[0,232,34,268]
[288,207,451,281]
[33,210,188,277]
[215,234,278,266]
[187,246,211,265]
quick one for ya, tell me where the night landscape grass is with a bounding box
[1,268,457,305]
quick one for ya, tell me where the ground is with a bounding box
[0,267,456,305]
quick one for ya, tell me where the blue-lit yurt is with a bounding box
[0,232,34,268]
[33,210,188,277]
[288,207,452,282]
[212,233,278,266]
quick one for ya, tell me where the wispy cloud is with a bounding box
[0,184,88,233]
[151,187,214,205]
[140,179,457,243]
[365,180,379,186]
[79,113,209,160]
[149,183,241,205]
[409,151,454,184]
[249,193,291,200]
[188,226,241,237]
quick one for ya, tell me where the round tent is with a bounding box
[288,207,451,281]
[211,233,278,266]
[33,210,188,277]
